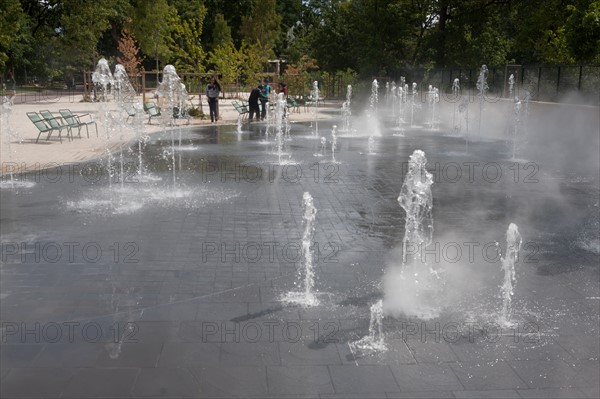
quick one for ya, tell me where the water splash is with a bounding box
[410,82,418,127]
[156,65,187,188]
[0,94,29,190]
[399,150,434,261]
[499,223,522,326]
[512,96,522,160]
[367,136,375,155]
[92,58,118,190]
[330,125,338,163]
[508,74,515,98]
[458,96,470,152]
[341,85,352,133]
[396,83,403,127]
[92,58,114,102]
[275,92,286,163]
[369,79,379,116]
[314,136,327,157]
[476,64,489,135]
[156,65,187,123]
[452,78,461,131]
[282,192,319,307]
[237,115,243,134]
[350,299,386,354]
[113,64,136,105]
[390,81,397,118]
[427,86,439,129]
[311,81,319,137]
[384,150,442,319]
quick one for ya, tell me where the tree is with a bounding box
[58,0,124,67]
[240,0,282,51]
[565,0,600,62]
[240,41,271,85]
[170,16,207,73]
[117,27,143,77]
[129,0,178,74]
[510,0,574,64]
[208,41,243,88]
[211,13,232,49]
[0,0,30,78]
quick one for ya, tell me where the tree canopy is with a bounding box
[1,0,598,85]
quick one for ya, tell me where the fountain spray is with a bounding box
[312,81,319,137]
[459,96,469,152]
[331,125,338,162]
[398,150,434,265]
[367,135,375,155]
[92,58,116,188]
[410,82,418,127]
[342,85,352,133]
[384,150,441,319]
[508,74,515,98]
[370,79,379,116]
[512,96,522,160]
[350,299,386,354]
[476,64,488,135]
[275,92,286,163]
[156,65,186,189]
[282,192,319,306]
[452,78,460,130]
[499,223,522,326]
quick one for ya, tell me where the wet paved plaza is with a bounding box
[1,105,599,398]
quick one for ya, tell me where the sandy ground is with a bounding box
[0,95,334,175]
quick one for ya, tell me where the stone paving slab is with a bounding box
[1,109,599,398]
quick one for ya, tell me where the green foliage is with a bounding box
[3,0,599,86]
[240,41,271,85]
[129,0,178,72]
[208,41,243,86]
[240,0,281,50]
[566,0,600,62]
[170,13,207,73]
[212,13,232,49]
[0,0,29,73]
[58,0,120,66]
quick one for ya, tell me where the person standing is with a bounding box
[278,82,288,97]
[259,78,271,120]
[206,75,221,123]
[248,85,261,122]
[278,82,288,116]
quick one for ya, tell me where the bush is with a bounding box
[187,107,205,119]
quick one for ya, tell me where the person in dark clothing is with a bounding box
[206,75,221,123]
[248,86,261,121]
[259,78,271,120]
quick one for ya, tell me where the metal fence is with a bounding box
[2,64,598,106]
[385,65,600,105]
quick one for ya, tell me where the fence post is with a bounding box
[556,66,561,94]
[537,67,542,100]
[578,65,582,91]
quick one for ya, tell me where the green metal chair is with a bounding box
[58,109,98,138]
[27,112,64,143]
[232,101,249,119]
[39,110,72,142]
[144,102,161,124]
[124,104,137,123]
